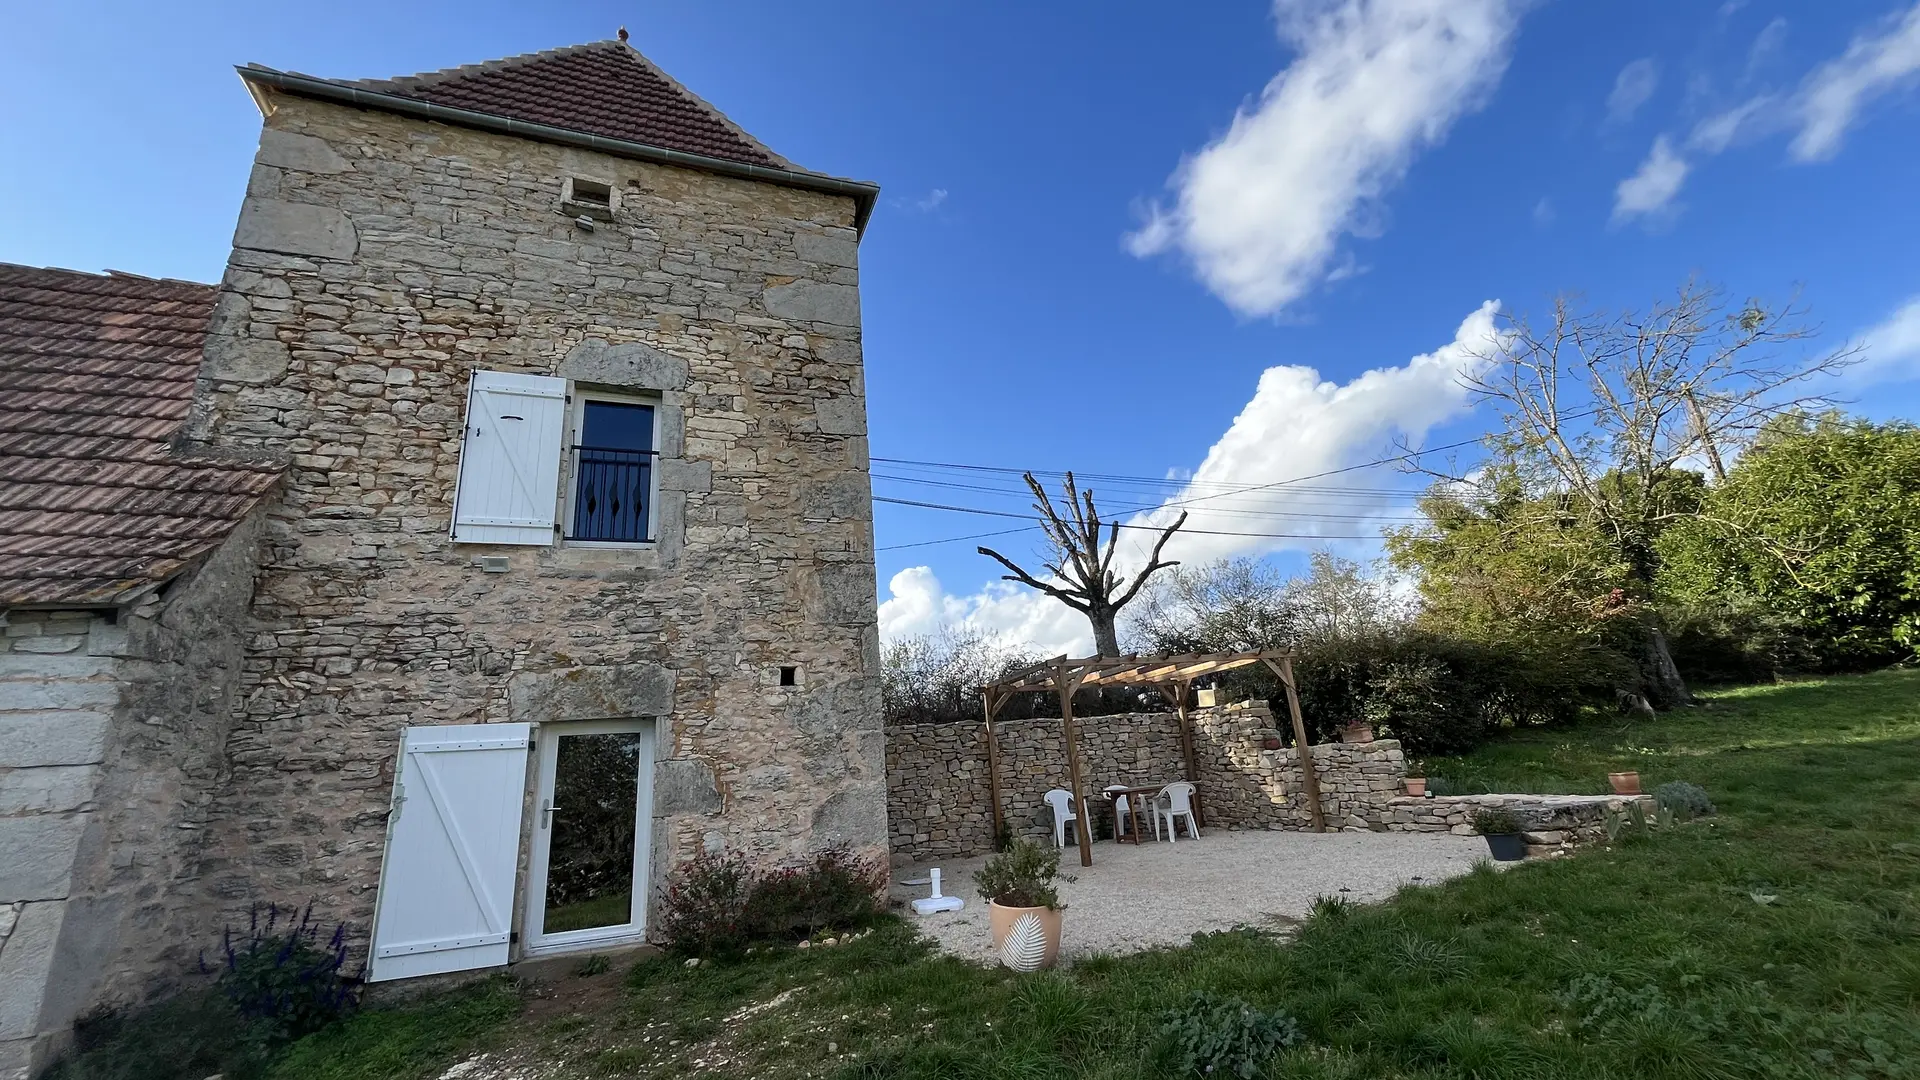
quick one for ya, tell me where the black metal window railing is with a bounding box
[569,446,655,542]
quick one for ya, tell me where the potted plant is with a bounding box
[1472,808,1527,862]
[1339,720,1375,744]
[1608,771,1642,795]
[1403,776,1427,797]
[974,838,1066,972]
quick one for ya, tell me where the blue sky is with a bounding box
[5,1,1919,652]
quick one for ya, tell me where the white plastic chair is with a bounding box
[1103,784,1136,841]
[1155,782,1201,842]
[1042,788,1079,848]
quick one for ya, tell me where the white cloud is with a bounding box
[879,301,1507,651]
[1125,0,1523,317]
[1792,2,1920,161]
[1531,196,1555,226]
[1687,95,1775,153]
[1612,136,1690,221]
[1747,17,1789,72]
[1853,293,1920,383]
[891,187,949,213]
[1607,58,1660,125]
[1610,5,1919,222]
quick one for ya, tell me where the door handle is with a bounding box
[542,799,562,828]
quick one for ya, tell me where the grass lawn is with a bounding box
[64,670,1920,1080]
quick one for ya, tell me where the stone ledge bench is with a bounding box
[1382,793,1659,856]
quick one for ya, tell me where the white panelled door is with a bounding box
[366,724,531,983]
[449,370,568,546]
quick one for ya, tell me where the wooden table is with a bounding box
[1105,784,1180,845]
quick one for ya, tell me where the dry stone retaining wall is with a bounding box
[886,702,1409,863]
[1383,793,1658,855]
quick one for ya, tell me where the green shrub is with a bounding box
[661,845,887,955]
[45,903,359,1080]
[1157,991,1301,1078]
[1471,808,1522,835]
[659,848,753,956]
[1653,781,1715,819]
[46,993,254,1080]
[741,845,886,941]
[973,838,1064,909]
[1663,599,1832,683]
[1286,628,1628,756]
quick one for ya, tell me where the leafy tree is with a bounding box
[1128,552,1406,656]
[1657,415,1920,666]
[1287,551,1410,643]
[880,626,1043,726]
[1383,474,1652,709]
[1128,557,1299,654]
[1407,281,1854,705]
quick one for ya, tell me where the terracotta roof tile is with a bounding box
[0,264,284,607]
[344,39,790,170]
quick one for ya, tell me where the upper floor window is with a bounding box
[566,396,656,544]
[447,371,658,548]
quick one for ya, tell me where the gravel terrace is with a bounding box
[892,829,1490,963]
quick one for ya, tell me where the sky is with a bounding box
[5,0,1920,655]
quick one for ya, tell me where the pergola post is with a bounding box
[1266,657,1327,833]
[1160,678,1203,827]
[982,688,1007,845]
[1055,661,1097,866]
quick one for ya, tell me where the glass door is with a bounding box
[524,719,654,953]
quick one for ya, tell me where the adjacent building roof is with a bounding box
[0,264,283,607]
[239,38,880,230]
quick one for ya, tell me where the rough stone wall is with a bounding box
[184,93,883,956]
[886,702,1408,863]
[1384,793,1657,854]
[0,518,261,1080]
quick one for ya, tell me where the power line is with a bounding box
[876,525,1036,552]
[871,474,1428,523]
[873,495,1391,540]
[869,471,1430,503]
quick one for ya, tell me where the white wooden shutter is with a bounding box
[450,370,567,545]
[366,723,532,982]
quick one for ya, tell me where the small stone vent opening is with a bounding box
[779,665,800,688]
[563,177,616,219]
[569,178,611,206]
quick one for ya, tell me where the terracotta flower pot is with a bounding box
[1608,771,1642,795]
[1403,777,1427,797]
[987,901,1062,972]
[1262,736,1283,751]
[1340,723,1375,744]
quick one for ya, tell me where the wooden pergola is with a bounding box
[980,649,1326,867]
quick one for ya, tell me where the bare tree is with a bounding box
[1440,280,1859,705]
[1286,551,1410,643]
[978,472,1187,656]
[1128,557,1300,654]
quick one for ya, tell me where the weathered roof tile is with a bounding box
[0,264,284,607]
[346,39,789,169]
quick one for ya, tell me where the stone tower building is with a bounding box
[1,38,883,1074]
